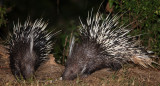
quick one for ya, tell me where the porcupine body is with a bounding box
[62,11,158,80]
[9,19,54,80]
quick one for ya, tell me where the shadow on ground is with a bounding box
[0,44,160,86]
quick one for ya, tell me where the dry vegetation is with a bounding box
[0,44,160,86]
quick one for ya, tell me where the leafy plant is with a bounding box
[111,0,160,56]
[0,7,7,27]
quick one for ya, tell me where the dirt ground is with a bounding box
[0,44,160,86]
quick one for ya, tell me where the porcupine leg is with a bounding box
[103,59,122,71]
[10,62,22,79]
[109,62,122,71]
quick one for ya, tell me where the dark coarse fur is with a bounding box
[62,10,158,80]
[9,19,54,80]
[10,41,37,79]
[62,38,122,80]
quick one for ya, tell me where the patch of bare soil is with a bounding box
[0,44,160,86]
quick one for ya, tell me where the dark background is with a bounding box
[0,0,160,64]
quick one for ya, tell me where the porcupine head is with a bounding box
[62,10,159,80]
[9,19,54,80]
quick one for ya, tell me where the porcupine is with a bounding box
[62,11,158,80]
[9,19,55,80]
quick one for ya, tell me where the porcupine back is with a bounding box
[9,19,54,80]
[79,11,156,67]
[62,11,158,80]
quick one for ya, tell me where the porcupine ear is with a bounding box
[68,36,75,58]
